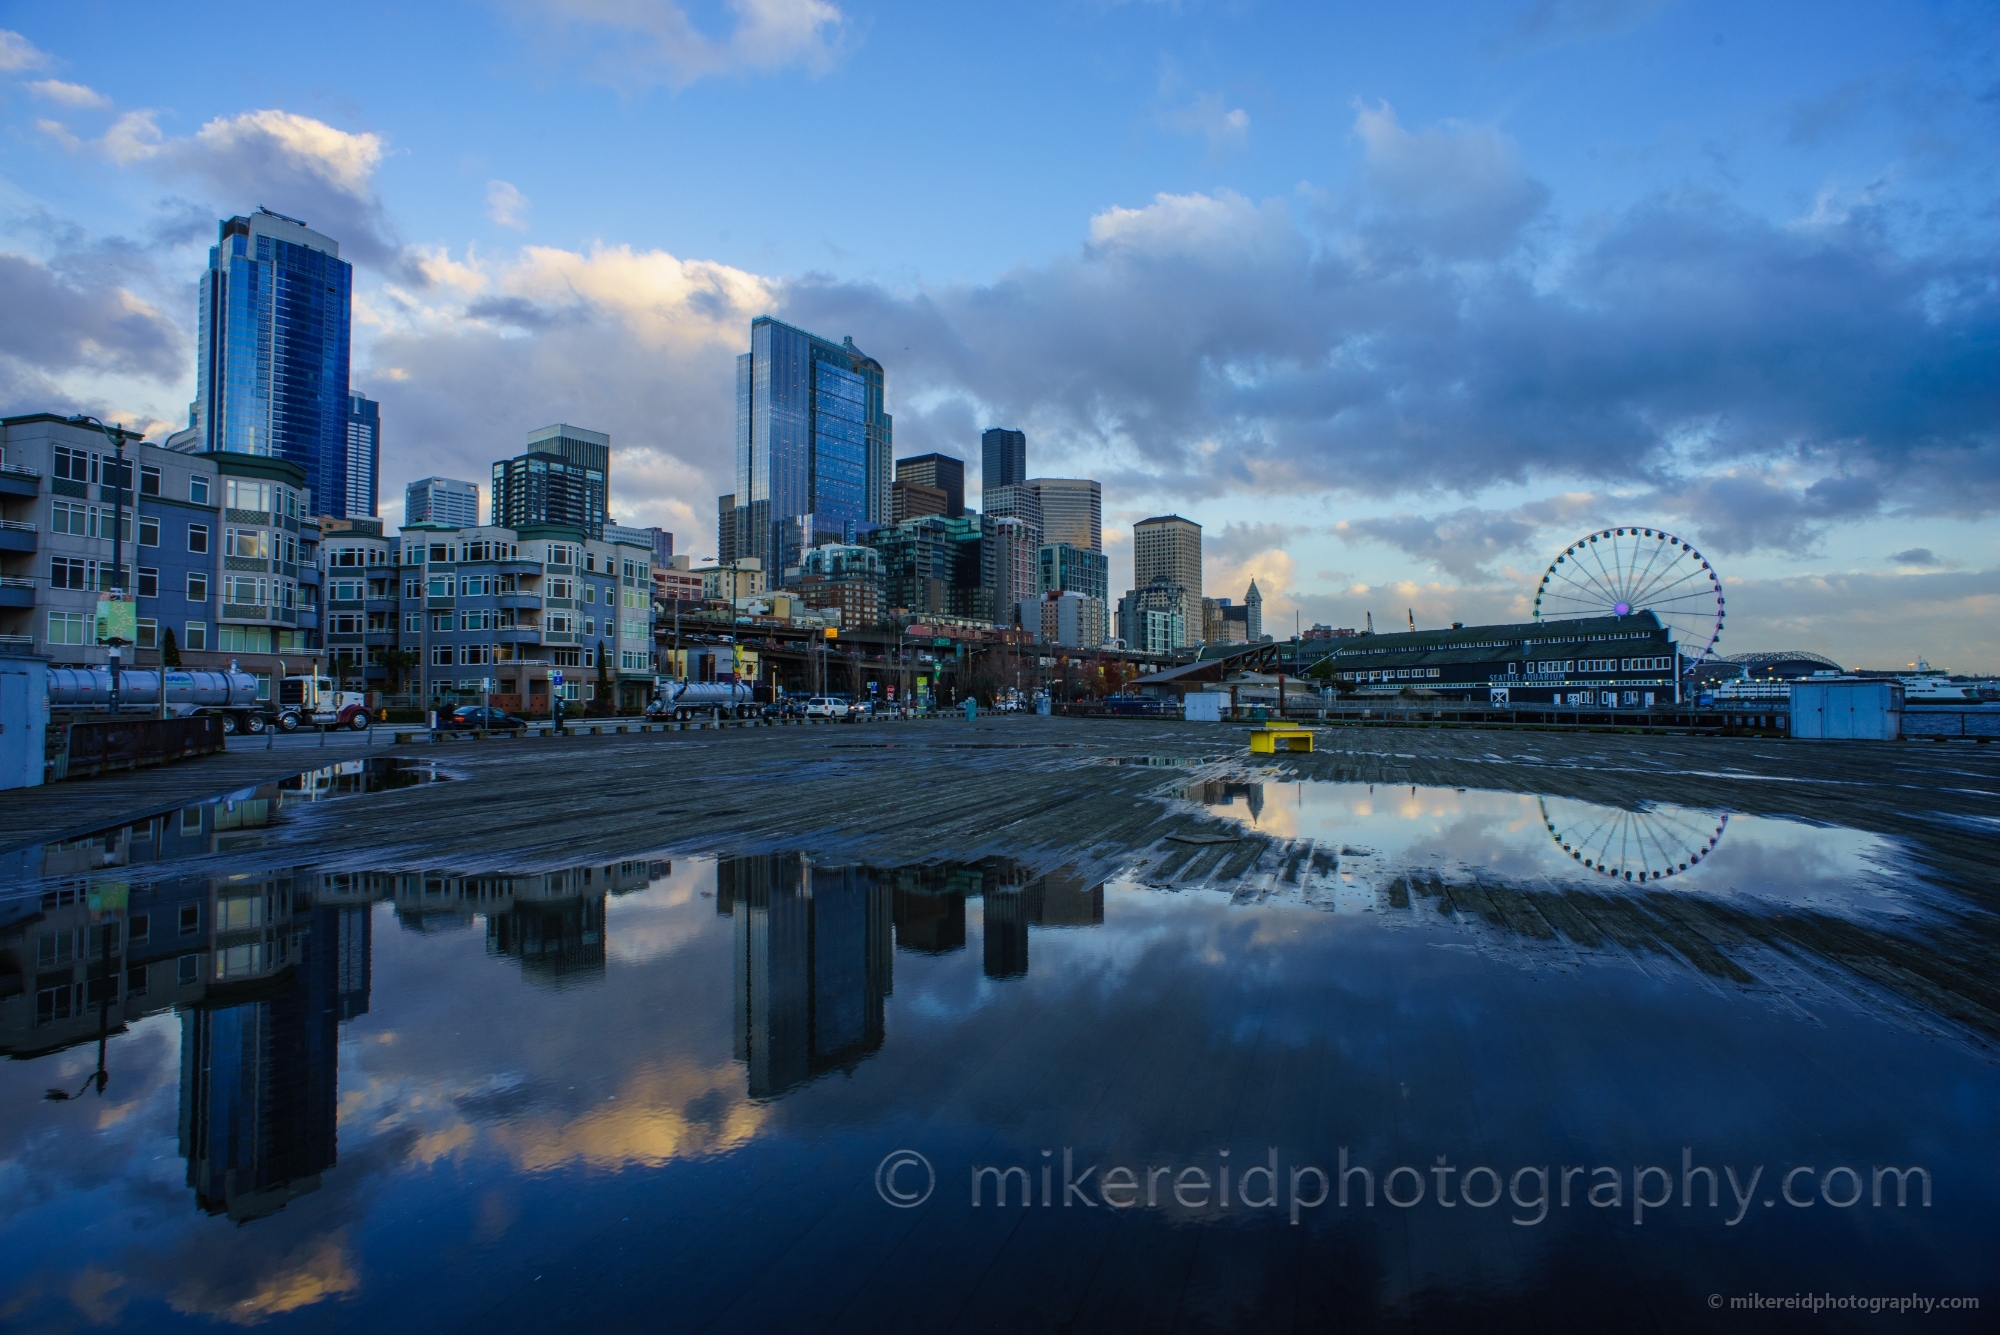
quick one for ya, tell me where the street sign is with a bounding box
[551,671,564,685]
[933,638,951,647]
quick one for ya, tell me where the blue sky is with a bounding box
[2,0,1996,667]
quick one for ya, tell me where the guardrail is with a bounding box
[0,519,36,532]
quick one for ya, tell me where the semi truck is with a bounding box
[273,674,370,732]
[647,679,761,720]
[43,668,370,734]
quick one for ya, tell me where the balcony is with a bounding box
[498,592,542,609]
[497,627,543,644]
[221,603,268,621]
[224,556,269,573]
[0,518,34,554]
[0,464,38,500]
[0,576,34,609]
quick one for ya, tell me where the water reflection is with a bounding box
[0,780,1990,1330]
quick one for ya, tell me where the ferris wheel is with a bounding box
[1532,527,1725,664]
[1538,797,1727,882]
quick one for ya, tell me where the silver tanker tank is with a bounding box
[45,667,261,712]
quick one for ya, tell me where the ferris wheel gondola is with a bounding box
[1532,527,1725,666]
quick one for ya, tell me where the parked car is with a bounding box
[762,699,806,721]
[447,705,527,731]
[803,697,847,719]
[848,699,876,718]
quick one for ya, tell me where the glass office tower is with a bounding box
[734,318,892,581]
[184,209,356,516]
[343,394,379,518]
[981,428,1026,506]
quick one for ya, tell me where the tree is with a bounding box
[380,647,420,695]
[591,640,613,715]
[159,626,181,668]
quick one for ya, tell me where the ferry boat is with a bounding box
[1899,661,1978,703]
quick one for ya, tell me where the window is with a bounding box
[127,963,150,998]
[48,612,86,645]
[404,612,422,633]
[36,983,73,1026]
[223,478,271,512]
[38,928,74,968]
[431,645,454,666]
[129,913,151,943]
[179,903,202,935]
[53,445,88,481]
[460,609,494,631]
[547,577,574,600]
[190,475,211,505]
[141,463,161,496]
[226,528,269,559]
[547,612,574,634]
[184,622,207,650]
[584,584,596,604]
[429,543,453,564]
[428,575,455,598]
[137,618,158,649]
[583,617,595,636]
[49,557,85,589]
[186,523,210,555]
[50,500,84,534]
[331,579,362,601]
[178,954,200,985]
[224,576,267,606]
[138,514,160,547]
[430,611,452,632]
[138,567,159,598]
[460,644,492,665]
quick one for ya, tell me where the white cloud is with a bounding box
[34,118,80,151]
[487,180,531,229]
[0,28,51,73]
[84,108,401,265]
[28,78,109,108]
[1159,92,1250,151]
[1348,100,1548,255]
[521,0,848,90]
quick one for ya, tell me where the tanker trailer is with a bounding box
[44,667,268,734]
[646,678,760,720]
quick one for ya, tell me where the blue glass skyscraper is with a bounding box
[180,209,357,516]
[734,317,891,580]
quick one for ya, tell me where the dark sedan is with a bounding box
[446,706,528,731]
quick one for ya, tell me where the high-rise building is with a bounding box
[1029,479,1102,553]
[492,424,609,537]
[717,493,736,564]
[1034,591,1107,649]
[981,428,1026,505]
[1038,543,1109,604]
[896,454,964,517]
[983,482,1043,544]
[1246,579,1265,640]
[991,517,1038,626]
[342,394,379,518]
[734,317,892,582]
[891,479,948,524]
[1120,581,1192,651]
[176,209,355,515]
[1133,514,1202,632]
[405,477,481,528]
[649,527,674,567]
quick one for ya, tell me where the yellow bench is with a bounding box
[1249,723,1314,753]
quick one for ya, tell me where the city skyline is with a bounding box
[0,5,1995,669]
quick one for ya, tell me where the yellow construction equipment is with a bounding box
[1249,722,1314,754]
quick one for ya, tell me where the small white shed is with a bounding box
[1789,680,1902,740]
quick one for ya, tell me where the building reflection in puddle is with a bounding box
[714,854,1108,1096]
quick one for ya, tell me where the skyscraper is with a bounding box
[717,493,736,564]
[342,394,379,518]
[492,424,610,537]
[1132,514,1203,641]
[178,209,355,515]
[896,454,964,517]
[981,427,1026,505]
[1029,479,1102,553]
[735,317,892,581]
[405,477,480,528]
[1246,579,1265,640]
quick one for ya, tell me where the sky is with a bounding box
[1,0,1996,670]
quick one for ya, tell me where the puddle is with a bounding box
[0,799,1992,1327]
[0,759,449,897]
[1181,778,1920,922]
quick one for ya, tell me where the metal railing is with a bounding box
[0,519,35,532]
[0,575,36,589]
